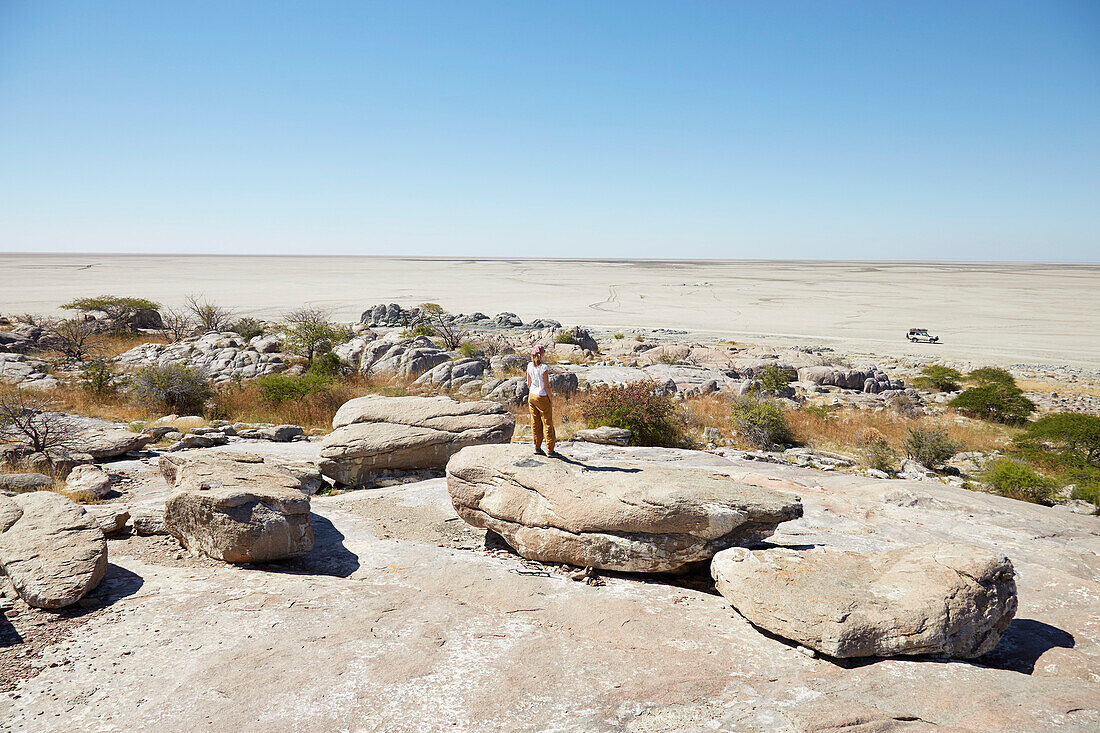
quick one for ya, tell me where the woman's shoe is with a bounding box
[533,447,547,456]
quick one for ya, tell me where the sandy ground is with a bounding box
[1,254,1097,369]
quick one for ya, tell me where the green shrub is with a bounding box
[554,331,577,345]
[402,323,437,338]
[951,384,1035,424]
[912,365,963,392]
[656,353,680,365]
[131,363,212,414]
[283,308,353,364]
[80,359,122,397]
[903,426,960,468]
[634,334,645,342]
[981,458,1055,504]
[757,365,795,394]
[457,342,479,359]
[580,380,687,448]
[967,367,1016,386]
[256,373,333,403]
[231,317,264,340]
[1066,466,1100,508]
[613,332,625,340]
[1014,412,1100,465]
[731,399,791,451]
[307,352,349,378]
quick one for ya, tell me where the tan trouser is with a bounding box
[528,394,555,451]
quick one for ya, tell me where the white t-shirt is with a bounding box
[527,362,550,397]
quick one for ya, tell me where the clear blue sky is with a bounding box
[1,1,1097,260]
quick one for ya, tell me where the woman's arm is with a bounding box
[544,365,553,398]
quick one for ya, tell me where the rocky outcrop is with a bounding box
[711,543,1018,658]
[337,333,451,378]
[798,365,906,394]
[318,395,515,485]
[69,417,154,459]
[447,444,803,572]
[0,492,107,608]
[0,353,60,390]
[116,332,291,384]
[413,358,487,389]
[161,451,318,562]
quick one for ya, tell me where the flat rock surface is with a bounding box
[318,395,515,483]
[1,446,1098,731]
[447,443,803,572]
[0,491,107,608]
[711,543,1018,658]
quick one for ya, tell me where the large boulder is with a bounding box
[318,395,516,485]
[63,464,113,500]
[0,472,54,494]
[446,444,803,573]
[711,543,1018,659]
[0,492,107,608]
[161,451,319,562]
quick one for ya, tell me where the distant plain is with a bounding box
[1,254,1097,369]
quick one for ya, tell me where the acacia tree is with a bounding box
[0,390,79,454]
[283,307,352,364]
[61,295,161,331]
[416,303,466,350]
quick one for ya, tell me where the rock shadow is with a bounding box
[976,618,1075,674]
[265,513,361,578]
[0,613,23,648]
[736,616,1075,675]
[89,564,146,606]
[537,454,641,473]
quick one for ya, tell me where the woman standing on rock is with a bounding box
[527,345,557,456]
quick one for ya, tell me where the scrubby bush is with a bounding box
[981,458,1055,504]
[283,308,353,365]
[457,342,479,359]
[967,367,1016,386]
[80,359,122,397]
[402,323,437,338]
[307,351,350,378]
[858,428,895,472]
[731,399,791,451]
[580,380,687,447]
[1066,466,1100,508]
[1014,412,1100,465]
[613,332,625,340]
[903,426,960,468]
[132,364,212,414]
[45,317,101,360]
[554,331,577,345]
[757,365,795,394]
[231,317,265,340]
[951,384,1035,424]
[913,365,963,392]
[634,334,644,342]
[184,294,234,332]
[256,373,333,403]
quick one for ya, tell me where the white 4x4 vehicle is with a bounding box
[907,328,940,344]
